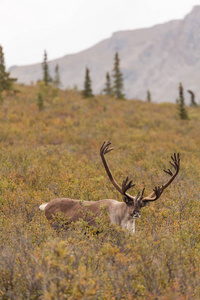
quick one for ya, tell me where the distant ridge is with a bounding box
[10,6,200,103]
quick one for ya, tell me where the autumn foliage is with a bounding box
[0,84,200,299]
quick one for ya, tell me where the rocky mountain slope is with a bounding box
[10,6,200,103]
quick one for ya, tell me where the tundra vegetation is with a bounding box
[0,84,200,299]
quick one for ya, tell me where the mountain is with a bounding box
[10,6,200,103]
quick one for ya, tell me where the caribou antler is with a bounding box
[100,141,180,205]
[163,153,180,189]
[142,153,180,202]
[100,141,122,194]
[100,141,135,200]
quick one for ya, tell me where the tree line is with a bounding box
[0,44,198,120]
[40,49,200,117]
[42,50,125,100]
[40,49,200,120]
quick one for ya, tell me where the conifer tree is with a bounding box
[112,52,125,99]
[187,90,197,107]
[0,45,16,92]
[42,50,52,85]
[147,90,151,102]
[53,64,61,88]
[82,67,93,98]
[177,83,188,120]
[103,72,112,96]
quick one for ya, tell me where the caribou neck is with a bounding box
[108,201,132,228]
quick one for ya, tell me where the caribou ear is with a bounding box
[139,200,148,208]
[122,195,133,205]
[122,195,129,204]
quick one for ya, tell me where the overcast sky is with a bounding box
[0,0,199,68]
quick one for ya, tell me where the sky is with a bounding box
[0,0,199,68]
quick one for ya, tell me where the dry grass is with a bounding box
[0,83,200,299]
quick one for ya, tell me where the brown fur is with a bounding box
[43,198,129,228]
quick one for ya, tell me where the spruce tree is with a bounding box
[82,67,93,98]
[177,83,188,120]
[187,90,197,107]
[42,50,51,85]
[112,52,125,99]
[0,45,16,92]
[53,64,61,88]
[103,72,112,96]
[147,90,151,102]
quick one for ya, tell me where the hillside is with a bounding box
[0,85,200,298]
[10,5,200,103]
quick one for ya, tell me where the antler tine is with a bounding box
[163,168,173,176]
[100,141,114,155]
[172,153,180,163]
[122,176,135,195]
[142,185,164,203]
[153,185,164,199]
[169,153,180,168]
[138,187,145,200]
[135,191,141,201]
[163,154,179,175]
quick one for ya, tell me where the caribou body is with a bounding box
[39,141,180,234]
